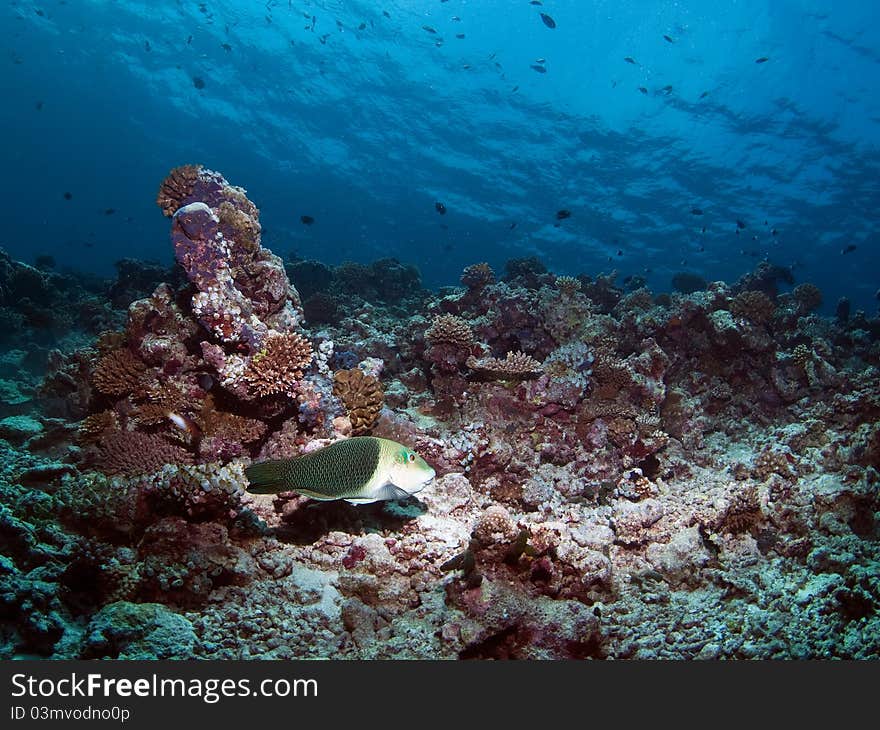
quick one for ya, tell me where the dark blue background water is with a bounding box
[2,0,878,312]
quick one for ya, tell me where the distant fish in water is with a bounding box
[435,201,447,214]
[300,215,315,225]
[842,244,857,254]
[383,10,390,18]
[663,34,675,43]
[617,249,623,256]
[755,56,769,63]
[35,101,44,110]
[624,56,637,64]
[245,436,435,504]
[104,208,115,215]
[771,228,777,236]
[736,219,746,229]
[691,208,703,215]
[63,192,72,200]
[540,13,556,29]
[193,76,205,89]
[530,1,542,5]
[422,25,437,34]
[556,209,571,220]
[221,43,232,51]
[144,41,151,52]
[662,84,673,94]
[699,91,709,99]
[638,86,648,94]
[509,222,517,230]
[187,35,193,45]
[535,57,546,63]
[456,33,465,39]
[531,64,547,73]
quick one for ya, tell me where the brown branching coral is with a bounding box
[730,290,776,324]
[92,348,149,397]
[555,276,582,297]
[156,164,202,217]
[199,396,266,443]
[591,353,631,399]
[333,368,384,435]
[793,283,822,313]
[218,201,261,255]
[461,262,495,290]
[753,448,795,481]
[425,314,474,348]
[91,431,194,476]
[466,351,543,380]
[77,410,120,445]
[717,486,763,534]
[243,331,313,397]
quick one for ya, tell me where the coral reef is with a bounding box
[2,165,879,661]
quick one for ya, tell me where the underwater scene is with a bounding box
[1,0,878,660]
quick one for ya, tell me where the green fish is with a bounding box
[244,437,436,505]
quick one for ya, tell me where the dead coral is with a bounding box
[466,351,544,380]
[333,368,384,435]
[156,164,202,217]
[425,314,474,348]
[92,348,149,397]
[730,290,776,324]
[243,331,313,397]
[91,431,194,477]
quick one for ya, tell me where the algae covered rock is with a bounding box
[81,601,196,659]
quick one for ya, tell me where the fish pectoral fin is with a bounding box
[344,497,381,505]
[374,483,413,501]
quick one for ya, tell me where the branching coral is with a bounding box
[92,349,149,397]
[555,276,582,297]
[730,290,776,324]
[243,332,313,397]
[425,314,474,348]
[461,262,495,291]
[466,351,544,380]
[77,410,119,445]
[90,431,194,476]
[333,368,384,435]
[792,283,822,313]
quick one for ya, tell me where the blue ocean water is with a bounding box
[1,0,878,310]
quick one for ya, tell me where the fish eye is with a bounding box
[408,453,416,462]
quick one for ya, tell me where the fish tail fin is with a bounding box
[244,460,288,494]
